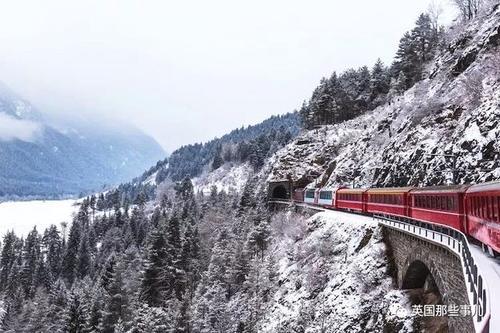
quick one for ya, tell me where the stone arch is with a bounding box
[402,260,440,295]
[384,229,474,332]
[272,185,289,200]
[398,242,447,301]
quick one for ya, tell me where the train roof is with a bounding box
[337,188,367,194]
[466,180,500,194]
[366,187,414,194]
[410,185,470,194]
[319,186,344,192]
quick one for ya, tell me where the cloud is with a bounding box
[0,113,41,142]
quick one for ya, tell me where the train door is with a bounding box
[462,193,469,234]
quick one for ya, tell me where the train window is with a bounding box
[477,197,481,216]
[484,197,488,218]
[475,197,479,216]
[481,197,485,217]
[305,190,315,199]
[320,191,332,200]
[476,197,479,215]
[484,196,489,218]
[436,197,441,210]
[494,197,500,221]
[488,197,494,219]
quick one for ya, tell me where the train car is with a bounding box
[317,187,334,207]
[317,187,346,208]
[304,188,317,205]
[366,187,413,217]
[293,188,305,203]
[465,181,500,256]
[336,188,367,212]
[409,185,470,232]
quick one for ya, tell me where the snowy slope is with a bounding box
[267,6,500,188]
[192,162,252,195]
[257,210,414,332]
[0,199,77,237]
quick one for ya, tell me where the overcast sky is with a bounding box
[0,0,456,151]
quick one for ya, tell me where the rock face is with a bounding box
[267,7,500,188]
[255,211,414,333]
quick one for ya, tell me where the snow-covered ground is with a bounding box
[193,162,251,195]
[258,210,414,332]
[469,244,500,332]
[0,199,77,237]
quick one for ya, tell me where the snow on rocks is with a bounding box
[192,162,252,195]
[258,210,414,332]
[267,6,500,189]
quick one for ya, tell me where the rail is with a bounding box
[374,214,491,333]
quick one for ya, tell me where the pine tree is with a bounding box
[140,228,169,306]
[212,145,224,170]
[0,231,18,291]
[43,225,63,283]
[370,58,390,105]
[62,220,82,285]
[45,279,69,332]
[21,227,41,298]
[77,234,91,279]
[100,259,130,333]
[64,290,89,333]
[166,215,185,300]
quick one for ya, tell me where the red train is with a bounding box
[293,182,500,257]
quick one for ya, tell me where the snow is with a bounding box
[0,199,77,237]
[193,162,251,195]
[469,244,500,332]
[258,210,414,332]
[266,5,500,188]
[143,170,158,186]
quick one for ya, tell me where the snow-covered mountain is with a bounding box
[0,82,165,199]
[255,211,413,332]
[267,5,500,189]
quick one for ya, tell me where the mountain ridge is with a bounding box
[0,82,166,199]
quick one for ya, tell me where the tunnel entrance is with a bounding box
[272,185,289,200]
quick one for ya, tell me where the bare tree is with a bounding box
[453,0,483,20]
[427,0,443,32]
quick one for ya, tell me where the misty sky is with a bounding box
[0,0,456,151]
